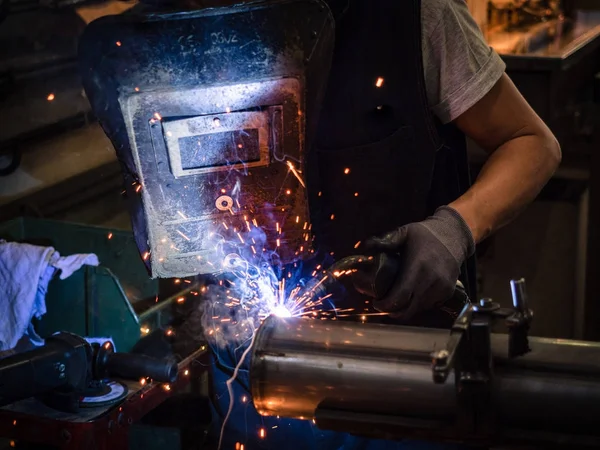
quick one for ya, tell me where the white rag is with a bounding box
[0,240,99,351]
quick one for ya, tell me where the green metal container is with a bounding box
[0,217,164,351]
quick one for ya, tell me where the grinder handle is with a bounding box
[105,353,178,383]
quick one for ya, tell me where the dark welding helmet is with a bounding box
[79,0,334,278]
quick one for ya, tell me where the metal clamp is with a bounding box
[431,278,534,384]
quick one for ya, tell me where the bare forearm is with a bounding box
[449,133,561,243]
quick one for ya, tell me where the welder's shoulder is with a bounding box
[421,0,506,124]
[421,0,473,37]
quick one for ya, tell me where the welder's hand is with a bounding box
[360,206,475,320]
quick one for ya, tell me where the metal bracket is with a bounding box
[431,278,534,384]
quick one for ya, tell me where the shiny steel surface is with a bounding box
[251,316,600,437]
[250,316,456,419]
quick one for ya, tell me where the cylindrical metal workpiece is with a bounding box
[251,316,456,419]
[250,317,600,445]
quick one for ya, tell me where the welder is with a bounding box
[204,0,561,449]
[80,0,561,448]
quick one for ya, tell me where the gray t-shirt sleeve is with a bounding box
[421,0,506,124]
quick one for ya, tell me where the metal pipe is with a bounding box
[250,316,600,445]
[251,317,456,419]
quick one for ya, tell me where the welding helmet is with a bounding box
[79,0,335,278]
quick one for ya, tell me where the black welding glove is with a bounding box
[359,205,475,320]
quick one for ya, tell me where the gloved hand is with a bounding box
[359,205,475,320]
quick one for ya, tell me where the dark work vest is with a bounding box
[308,0,477,304]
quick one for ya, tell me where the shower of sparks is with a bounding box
[175,154,391,450]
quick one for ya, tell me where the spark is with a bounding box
[116,41,122,47]
[154,112,162,120]
[135,184,142,193]
[376,77,384,87]
[330,214,335,220]
[286,161,306,188]
[184,369,189,376]
[143,251,150,261]
[344,168,350,174]
[177,297,185,304]
[176,230,191,241]
[354,192,359,197]
[135,87,140,92]
[140,326,150,334]
[259,428,266,439]
[354,241,361,249]
[107,233,113,240]
[47,93,55,101]
[163,384,171,391]
[177,210,187,219]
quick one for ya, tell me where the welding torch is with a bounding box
[298,253,468,316]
